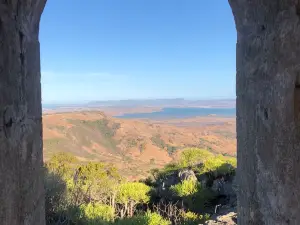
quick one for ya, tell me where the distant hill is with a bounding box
[42,99,236,114]
[87,98,235,108]
[43,111,236,179]
[88,98,187,107]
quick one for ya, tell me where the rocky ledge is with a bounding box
[204,212,237,224]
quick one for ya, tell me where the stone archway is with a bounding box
[230,1,300,224]
[0,1,47,224]
[1,0,300,224]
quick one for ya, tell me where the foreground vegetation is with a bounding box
[45,148,236,225]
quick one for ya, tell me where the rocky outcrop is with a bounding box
[178,169,197,182]
[0,1,47,224]
[159,169,198,191]
[199,182,237,225]
[202,202,237,225]
[204,212,237,225]
[211,176,236,199]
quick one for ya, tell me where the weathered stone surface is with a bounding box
[211,178,234,199]
[229,0,300,224]
[178,169,198,182]
[0,1,47,224]
[204,212,237,225]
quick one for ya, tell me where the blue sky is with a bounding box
[40,0,236,104]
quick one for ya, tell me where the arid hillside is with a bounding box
[43,111,236,179]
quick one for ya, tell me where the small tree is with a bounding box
[117,182,151,218]
[46,152,78,178]
[200,155,236,176]
[181,211,210,225]
[44,153,79,224]
[170,179,200,197]
[179,148,214,168]
[114,211,170,225]
[74,162,122,207]
[79,203,115,223]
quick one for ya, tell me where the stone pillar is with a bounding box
[0,1,47,224]
[229,1,300,224]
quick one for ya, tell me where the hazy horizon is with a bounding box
[42,97,236,106]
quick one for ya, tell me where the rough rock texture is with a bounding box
[159,169,197,192]
[0,1,47,224]
[178,169,198,182]
[204,212,237,225]
[201,193,237,225]
[229,0,300,224]
[211,176,236,199]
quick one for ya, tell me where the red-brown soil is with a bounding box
[43,111,236,179]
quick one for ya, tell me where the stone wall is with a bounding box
[229,1,300,224]
[1,0,300,224]
[0,1,47,224]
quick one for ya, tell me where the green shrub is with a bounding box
[44,169,69,224]
[73,162,122,206]
[166,145,178,156]
[144,211,171,225]
[79,203,115,222]
[126,139,138,148]
[170,179,216,213]
[156,163,181,180]
[45,152,78,178]
[200,155,236,176]
[179,148,214,168]
[170,179,201,197]
[114,215,145,225]
[117,182,151,204]
[181,211,210,225]
[151,134,166,149]
[117,182,151,217]
[114,211,170,225]
[225,156,237,168]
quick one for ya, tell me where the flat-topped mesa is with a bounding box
[229,0,300,224]
[0,1,47,224]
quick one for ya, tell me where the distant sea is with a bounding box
[43,104,60,110]
[116,107,236,119]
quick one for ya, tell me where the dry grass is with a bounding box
[43,111,236,179]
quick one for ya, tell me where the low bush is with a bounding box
[114,211,170,225]
[179,148,214,168]
[200,155,236,177]
[79,203,115,223]
[170,179,201,197]
[181,211,210,225]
